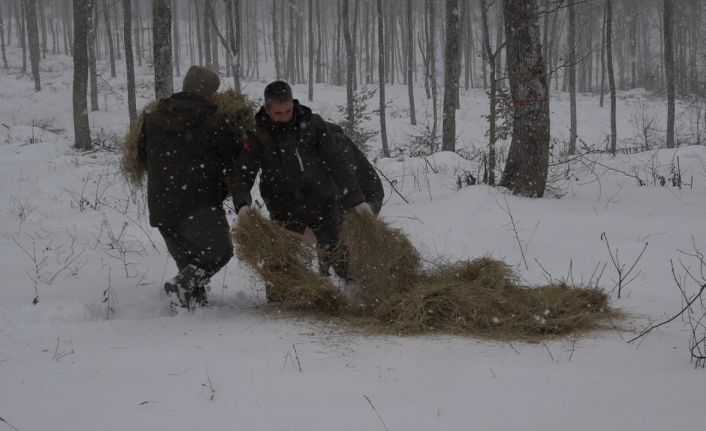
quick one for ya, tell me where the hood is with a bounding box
[255,99,312,132]
[150,92,217,132]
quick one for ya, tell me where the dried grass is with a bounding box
[121,90,256,187]
[233,209,346,313]
[340,213,421,309]
[235,210,616,339]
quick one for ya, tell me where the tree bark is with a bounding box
[406,0,416,125]
[376,0,389,157]
[172,0,180,76]
[427,0,438,150]
[153,0,173,100]
[480,0,497,186]
[103,0,116,77]
[88,3,98,111]
[25,0,41,90]
[442,0,459,152]
[123,0,136,127]
[500,0,550,198]
[568,0,576,155]
[343,0,354,135]
[606,0,616,154]
[0,4,7,68]
[308,0,314,100]
[73,0,91,151]
[663,0,675,148]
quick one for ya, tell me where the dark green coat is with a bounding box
[138,92,241,227]
[326,122,384,206]
[232,101,365,226]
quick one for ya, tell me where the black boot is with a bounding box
[164,263,209,311]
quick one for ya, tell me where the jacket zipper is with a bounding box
[294,148,305,172]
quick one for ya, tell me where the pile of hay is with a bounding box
[340,213,421,309]
[120,90,256,187]
[233,209,346,313]
[233,209,615,339]
[120,100,159,187]
[374,258,611,338]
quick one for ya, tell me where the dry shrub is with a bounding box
[340,214,421,308]
[121,90,256,187]
[374,259,611,339]
[232,209,346,313]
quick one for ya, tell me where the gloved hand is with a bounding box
[237,205,251,221]
[354,202,373,216]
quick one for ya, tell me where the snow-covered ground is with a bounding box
[1,47,705,430]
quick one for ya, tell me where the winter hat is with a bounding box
[182,66,220,100]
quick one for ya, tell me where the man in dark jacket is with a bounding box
[138,66,241,310]
[232,80,375,283]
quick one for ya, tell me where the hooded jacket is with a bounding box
[232,101,365,226]
[138,92,241,227]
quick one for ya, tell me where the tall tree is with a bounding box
[500,0,550,198]
[73,0,92,151]
[25,0,42,91]
[88,2,98,111]
[442,0,460,152]
[406,0,416,125]
[123,0,137,127]
[663,0,675,148]
[153,0,173,99]
[103,0,116,78]
[426,0,438,149]
[0,3,7,68]
[272,0,280,79]
[172,0,180,76]
[568,0,577,155]
[377,0,389,157]
[480,0,500,186]
[605,0,616,154]
[343,0,354,135]
[308,0,314,101]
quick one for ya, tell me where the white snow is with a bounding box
[1,45,705,431]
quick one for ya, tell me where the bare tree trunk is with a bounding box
[308,0,314,100]
[272,0,280,79]
[25,0,41,91]
[88,3,98,111]
[172,0,179,76]
[480,0,497,186]
[0,4,7,68]
[73,0,91,151]
[195,0,202,65]
[427,0,438,149]
[599,0,606,107]
[123,0,136,127]
[568,0,576,155]
[343,0,354,135]
[153,0,172,99]
[606,0,616,154]
[286,0,295,82]
[103,0,115,77]
[406,0,416,125]
[663,0,675,148]
[500,0,550,198]
[376,0,389,157]
[442,0,459,152]
[203,0,212,67]
[19,0,27,72]
[39,0,47,59]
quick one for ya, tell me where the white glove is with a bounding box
[354,202,373,216]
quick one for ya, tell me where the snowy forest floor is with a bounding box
[1,48,705,430]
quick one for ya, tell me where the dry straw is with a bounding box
[234,209,615,340]
[120,89,256,187]
[233,209,346,313]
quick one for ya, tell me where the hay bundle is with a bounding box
[374,258,611,338]
[233,209,346,312]
[121,90,256,187]
[120,100,159,187]
[340,214,421,307]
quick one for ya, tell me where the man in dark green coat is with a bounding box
[138,66,242,309]
[232,81,376,283]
